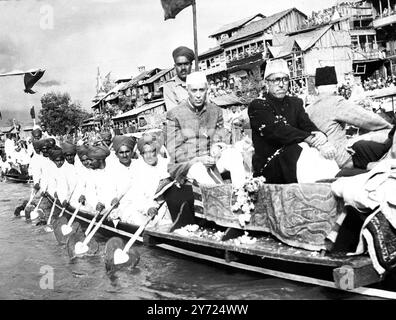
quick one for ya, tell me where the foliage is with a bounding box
[39,92,92,135]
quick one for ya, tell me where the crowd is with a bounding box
[362,76,396,91]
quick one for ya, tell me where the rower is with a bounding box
[78,145,116,213]
[47,147,69,204]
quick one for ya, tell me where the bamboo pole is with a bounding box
[192,0,199,72]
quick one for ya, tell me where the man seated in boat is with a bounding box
[68,144,92,209]
[35,139,59,197]
[59,141,79,206]
[306,66,393,174]
[109,134,171,225]
[46,147,70,204]
[78,145,117,213]
[29,140,44,187]
[8,141,31,175]
[108,135,137,196]
[248,59,339,184]
[164,71,246,228]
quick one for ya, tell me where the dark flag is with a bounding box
[30,106,35,119]
[0,110,2,120]
[160,0,193,20]
[24,70,45,94]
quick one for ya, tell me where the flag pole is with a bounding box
[192,0,199,71]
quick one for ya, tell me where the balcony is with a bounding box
[352,48,385,61]
[373,12,396,28]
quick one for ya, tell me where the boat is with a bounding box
[5,167,32,183]
[44,182,396,300]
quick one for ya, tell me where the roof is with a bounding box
[269,25,333,58]
[124,68,161,89]
[209,13,265,37]
[199,46,223,59]
[142,68,174,85]
[91,82,126,108]
[222,8,307,46]
[112,99,165,120]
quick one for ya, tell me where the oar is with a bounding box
[105,202,166,271]
[43,195,58,232]
[58,184,78,218]
[16,189,35,217]
[53,203,83,245]
[27,189,47,221]
[67,206,113,258]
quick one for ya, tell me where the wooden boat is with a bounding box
[5,167,31,183]
[44,186,396,300]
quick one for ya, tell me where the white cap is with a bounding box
[186,71,208,86]
[264,59,290,80]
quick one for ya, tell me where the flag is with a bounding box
[160,0,193,20]
[30,106,36,119]
[0,110,2,120]
[24,70,45,94]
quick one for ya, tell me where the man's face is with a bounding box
[142,144,158,167]
[41,146,49,157]
[54,156,65,168]
[79,155,90,168]
[174,56,192,81]
[116,145,132,167]
[87,157,101,170]
[266,73,290,99]
[65,153,75,165]
[32,131,42,141]
[188,82,208,109]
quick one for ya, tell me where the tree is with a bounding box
[39,92,92,135]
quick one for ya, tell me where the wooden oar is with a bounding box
[53,203,83,245]
[68,204,116,258]
[105,202,166,271]
[43,195,58,232]
[58,184,78,218]
[27,189,47,221]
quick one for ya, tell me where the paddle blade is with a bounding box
[66,232,99,259]
[14,204,25,217]
[104,237,124,272]
[54,217,79,244]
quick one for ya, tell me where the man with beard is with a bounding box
[162,46,194,111]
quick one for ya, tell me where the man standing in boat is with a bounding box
[162,46,194,111]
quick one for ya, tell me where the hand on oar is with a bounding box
[16,188,37,217]
[105,203,165,271]
[26,188,47,221]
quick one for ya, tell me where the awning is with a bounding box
[112,100,165,120]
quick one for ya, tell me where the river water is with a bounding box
[0,180,381,300]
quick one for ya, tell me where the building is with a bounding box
[198,8,307,88]
[269,19,353,94]
[369,0,396,77]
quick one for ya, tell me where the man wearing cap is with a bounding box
[248,59,339,183]
[306,66,393,172]
[162,46,194,111]
[47,147,70,203]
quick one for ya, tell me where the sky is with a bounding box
[0,0,336,125]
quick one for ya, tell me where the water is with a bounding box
[0,180,380,300]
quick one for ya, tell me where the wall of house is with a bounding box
[270,11,307,34]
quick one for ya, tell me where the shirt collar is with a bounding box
[187,99,207,115]
[173,75,187,87]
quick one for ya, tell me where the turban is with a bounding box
[32,128,42,136]
[48,147,64,161]
[46,138,56,147]
[76,145,89,157]
[315,66,338,87]
[112,136,136,152]
[137,134,159,155]
[61,142,77,155]
[86,145,111,160]
[172,46,195,63]
[186,71,208,86]
[264,59,290,79]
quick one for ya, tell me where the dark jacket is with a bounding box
[248,93,319,183]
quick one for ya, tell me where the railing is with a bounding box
[373,12,396,28]
[352,49,384,61]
